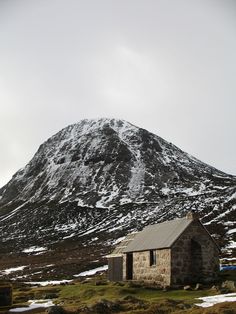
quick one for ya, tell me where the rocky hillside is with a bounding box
[0,118,235,280]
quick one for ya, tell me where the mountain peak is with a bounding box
[1,118,234,208]
[58,118,138,141]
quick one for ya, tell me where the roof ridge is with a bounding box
[145,217,187,228]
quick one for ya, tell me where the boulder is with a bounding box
[221,280,236,291]
[87,299,121,314]
[183,285,192,291]
[46,306,66,314]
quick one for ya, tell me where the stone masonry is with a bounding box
[123,249,171,286]
[171,220,219,284]
[134,249,171,285]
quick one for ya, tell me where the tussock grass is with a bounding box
[9,270,236,313]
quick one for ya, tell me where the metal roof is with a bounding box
[123,218,192,253]
[106,232,139,258]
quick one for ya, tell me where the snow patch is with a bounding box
[196,293,236,307]
[221,257,236,261]
[74,265,108,277]
[161,187,171,195]
[63,233,75,239]
[119,197,132,205]
[23,246,47,253]
[25,279,72,286]
[227,241,236,249]
[1,266,27,275]
[227,228,236,235]
[10,299,54,312]
[54,223,77,231]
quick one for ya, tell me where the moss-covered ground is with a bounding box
[2,270,235,314]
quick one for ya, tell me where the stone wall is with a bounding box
[123,249,171,286]
[171,220,219,284]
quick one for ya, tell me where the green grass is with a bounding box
[58,281,216,308]
[10,270,236,313]
[57,281,236,314]
[135,288,213,301]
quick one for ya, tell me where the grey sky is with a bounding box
[0,0,236,188]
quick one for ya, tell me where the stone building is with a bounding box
[107,212,219,286]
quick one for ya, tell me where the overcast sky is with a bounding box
[0,0,236,188]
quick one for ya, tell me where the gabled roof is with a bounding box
[123,218,192,253]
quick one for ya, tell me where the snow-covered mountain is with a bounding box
[0,118,235,280]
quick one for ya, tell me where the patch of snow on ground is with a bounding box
[74,265,108,277]
[227,241,236,249]
[213,186,227,190]
[54,223,77,231]
[81,226,99,236]
[43,264,55,268]
[161,187,171,195]
[23,246,47,253]
[205,207,234,225]
[221,257,236,261]
[96,189,118,208]
[119,197,132,205]
[196,293,236,307]
[63,233,75,239]
[1,266,27,275]
[76,198,93,207]
[224,221,235,226]
[228,228,236,235]
[16,270,43,279]
[90,237,98,242]
[173,183,207,197]
[10,299,54,312]
[24,279,72,286]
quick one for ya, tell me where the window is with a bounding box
[150,250,157,266]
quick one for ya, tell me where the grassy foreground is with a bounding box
[6,271,236,314]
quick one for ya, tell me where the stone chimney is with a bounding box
[186,210,199,220]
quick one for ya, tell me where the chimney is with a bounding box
[186,210,199,220]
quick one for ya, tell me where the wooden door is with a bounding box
[108,257,123,281]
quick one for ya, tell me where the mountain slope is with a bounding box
[0,118,235,280]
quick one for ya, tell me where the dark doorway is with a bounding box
[190,239,203,282]
[108,257,123,281]
[126,253,133,280]
[0,285,12,306]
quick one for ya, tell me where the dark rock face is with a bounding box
[0,118,235,279]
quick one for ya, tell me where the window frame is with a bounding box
[150,250,157,266]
